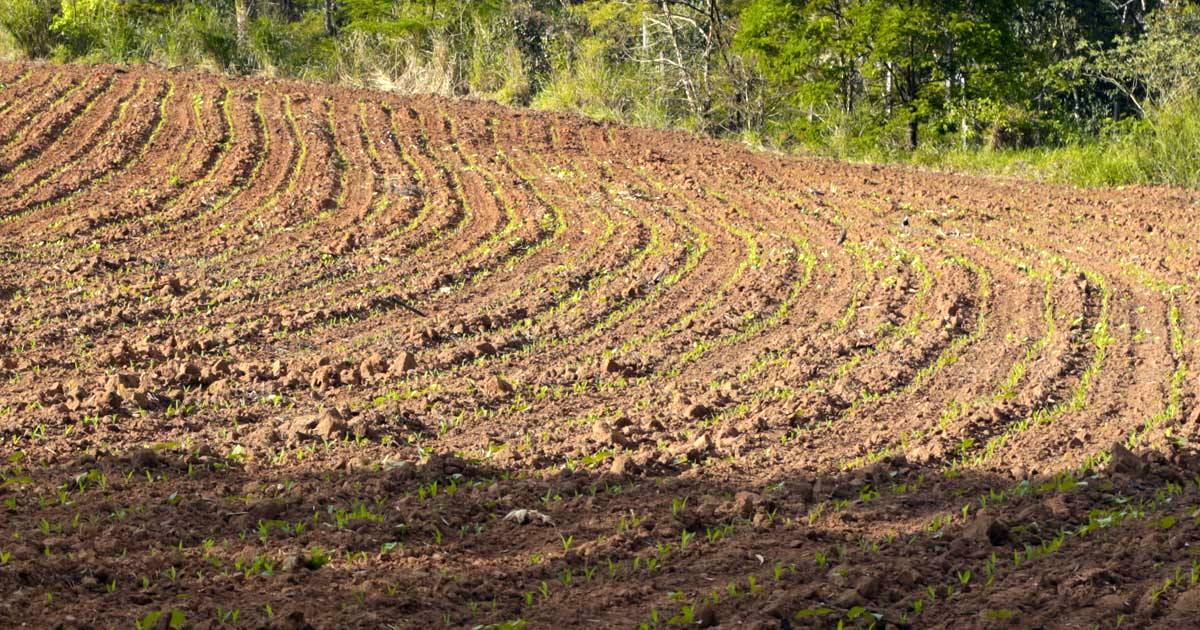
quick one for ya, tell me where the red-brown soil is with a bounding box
[2,62,1200,629]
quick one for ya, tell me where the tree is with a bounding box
[236,0,257,45]
[1086,2,1200,117]
[735,0,863,116]
[325,0,338,35]
[568,0,746,132]
[737,0,1029,148]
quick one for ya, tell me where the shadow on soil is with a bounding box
[2,443,1198,628]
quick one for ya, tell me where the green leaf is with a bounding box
[137,611,162,630]
[794,607,835,618]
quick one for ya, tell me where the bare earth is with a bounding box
[1,62,1200,629]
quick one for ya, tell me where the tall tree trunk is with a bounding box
[324,0,338,36]
[908,111,919,149]
[884,62,894,116]
[235,0,256,46]
[660,1,703,126]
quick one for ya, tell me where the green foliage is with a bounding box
[0,0,58,58]
[328,1,531,99]
[1,0,1199,187]
[534,35,672,127]
[738,0,1030,150]
[534,1,744,132]
[1131,93,1200,187]
[342,0,503,37]
[917,93,1200,189]
[48,0,151,62]
[248,12,334,78]
[150,3,239,71]
[1083,3,1200,115]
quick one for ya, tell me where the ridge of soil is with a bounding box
[2,61,1200,629]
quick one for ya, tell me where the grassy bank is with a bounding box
[908,97,1200,189]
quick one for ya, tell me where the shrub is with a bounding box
[248,13,333,79]
[0,0,58,59]
[534,36,672,128]
[151,3,240,72]
[49,0,115,60]
[1130,93,1200,188]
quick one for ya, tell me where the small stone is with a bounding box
[334,232,358,255]
[360,353,388,378]
[1043,494,1070,518]
[907,441,947,465]
[1109,442,1145,476]
[1174,588,1200,614]
[130,390,155,409]
[63,379,86,401]
[338,368,361,387]
[391,352,417,374]
[315,411,347,440]
[347,418,371,440]
[503,509,553,525]
[281,554,305,573]
[833,588,863,608]
[91,390,122,411]
[486,375,514,395]
[1138,587,1163,614]
[695,603,718,628]
[175,362,200,384]
[731,491,762,518]
[610,455,636,476]
[1094,593,1130,613]
[854,574,881,598]
[283,416,318,442]
[600,357,627,376]
[309,365,338,391]
[207,379,231,396]
[793,480,815,503]
[165,276,185,296]
[591,422,627,447]
[208,359,232,377]
[960,513,1008,547]
[38,382,63,403]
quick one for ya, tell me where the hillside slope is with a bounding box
[1,62,1200,628]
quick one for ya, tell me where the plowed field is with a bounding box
[2,62,1200,629]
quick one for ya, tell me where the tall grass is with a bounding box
[333,31,456,96]
[247,13,333,79]
[533,37,673,129]
[0,0,57,59]
[149,4,239,72]
[909,95,1200,189]
[1132,93,1200,187]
